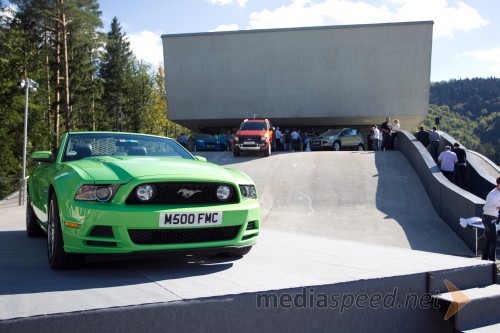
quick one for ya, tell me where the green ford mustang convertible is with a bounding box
[27,132,260,269]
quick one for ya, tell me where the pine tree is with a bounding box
[100,17,133,131]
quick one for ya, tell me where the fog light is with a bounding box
[136,185,155,202]
[216,185,232,201]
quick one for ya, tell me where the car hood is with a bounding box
[197,139,218,143]
[69,156,236,183]
[312,135,337,140]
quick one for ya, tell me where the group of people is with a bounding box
[416,126,441,161]
[415,126,499,263]
[367,117,400,151]
[274,127,313,152]
[415,126,467,188]
[218,131,233,151]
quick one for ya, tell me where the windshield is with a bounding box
[320,129,342,137]
[62,133,194,162]
[240,121,267,131]
[194,134,216,140]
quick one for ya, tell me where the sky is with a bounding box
[98,0,499,82]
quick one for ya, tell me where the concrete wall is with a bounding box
[162,22,433,130]
[395,131,486,254]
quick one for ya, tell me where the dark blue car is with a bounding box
[187,133,222,152]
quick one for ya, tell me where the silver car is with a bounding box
[309,128,364,151]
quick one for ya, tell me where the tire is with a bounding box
[333,141,341,151]
[47,193,84,269]
[26,193,44,237]
[217,246,252,258]
[357,144,364,151]
[233,149,240,157]
[264,144,271,157]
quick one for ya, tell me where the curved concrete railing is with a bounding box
[394,131,487,254]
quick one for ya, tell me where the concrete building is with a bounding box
[161,21,433,132]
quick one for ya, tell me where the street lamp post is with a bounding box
[18,78,39,206]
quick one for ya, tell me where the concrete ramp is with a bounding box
[210,151,472,256]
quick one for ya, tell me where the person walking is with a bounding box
[380,117,392,151]
[429,127,440,161]
[177,133,187,148]
[391,119,400,149]
[219,132,226,151]
[226,131,232,151]
[438,146,458,182]
[284,129,291,151]
[291,129,300,151]
[481,176,500,262]
[452,142,467,188]
[416,126,430,148]
[367,127,374,151]
[373,125,381,151]
[275,127,283,151]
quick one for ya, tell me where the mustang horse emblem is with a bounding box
[177,189,202,198]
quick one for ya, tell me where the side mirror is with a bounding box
[31,151,55,163]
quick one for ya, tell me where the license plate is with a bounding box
[245,141,255,144]
[159,212,222,227]
[312,142,319,146]
[206,144,215,147]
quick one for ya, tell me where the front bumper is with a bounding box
[235,142,269,152]
[59,200,260,254]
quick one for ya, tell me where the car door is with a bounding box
[341,129,356,148]
[30,159,61,224]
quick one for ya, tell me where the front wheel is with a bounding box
[357,144,364,151]
[333,141,341,151]
[264,144,271,157]
[233,149,240,157]
[47,193,84,269]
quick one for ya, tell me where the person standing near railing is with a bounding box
[429,127,440,162]
[481,176,500,262]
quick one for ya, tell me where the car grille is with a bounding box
[128,226,241,245]
[239,136,261,143]
[125,182,239,205]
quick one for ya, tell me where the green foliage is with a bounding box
[425,78,500,165]
[0,3,191,198]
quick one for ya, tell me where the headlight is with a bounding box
[216,185,232,201]
[233,136,239,142]
[261,136,267,142]
[136,184,155,202]
[239,185,257,199]
[75,184,120,202]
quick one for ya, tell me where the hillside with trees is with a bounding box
[419,78,499,165]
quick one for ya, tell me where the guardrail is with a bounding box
[395,131,492,255]
[0,177,27,205]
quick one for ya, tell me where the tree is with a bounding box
[100,17,133,131]
[142,66,168,135]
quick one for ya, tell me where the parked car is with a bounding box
[186,133,221,152]
[26,131,260,269]
[233,118,274,157]
[309,128,364,151]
